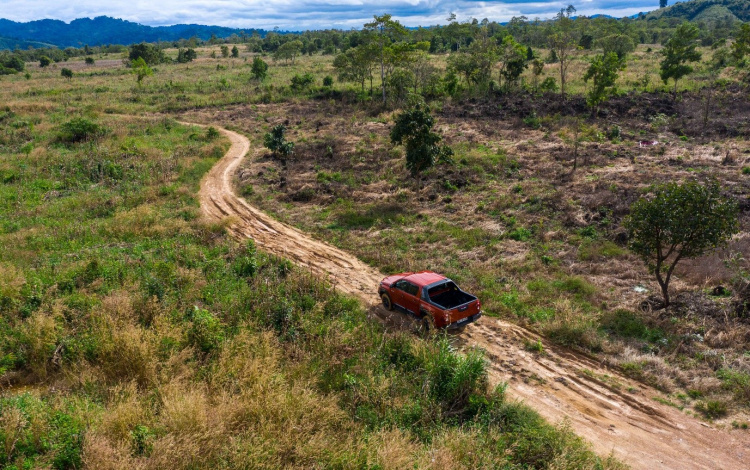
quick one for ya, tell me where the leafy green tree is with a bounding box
[61,68,73,80]
[274,40,303,64]
[547,6,579,96]
[390,106,453,194]
[176,48,197,63]
[364,14,408,103]
[3,55,25,72]
[39,56,51,68]
[598,34,636,60]
[660,0,668,8]
[583,52,625,115]
[131,57,153,86]
[85,57,95,65]
[447,35,498,87]
[251,56,269,80]
[732,23,750,63]
[221,45,230,58]
[129,43,167,65]
[231,45,239,58]
[498,36,528,90]
[264,124,294,165]
[333,46,374,93]
[323,75,334,87]
[660,22,702,97]
[531,58,545,92]
[625,180,739,307]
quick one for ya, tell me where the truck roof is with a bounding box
[387,271,447,287]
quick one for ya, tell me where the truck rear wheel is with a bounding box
[381,293,393,311]
[420,315,436,336]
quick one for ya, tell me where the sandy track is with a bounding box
[196,123,750,469]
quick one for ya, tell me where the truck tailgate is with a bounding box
[449,299,481,323]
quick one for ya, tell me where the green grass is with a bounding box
[0,90,624,468]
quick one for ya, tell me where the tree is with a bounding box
[39,56,51,68]
[390,106,453,194]
[264,124,294,165]
[625,180,739,307]
[221,45,230,58]
[131,57,153,86]
[251,56,269,80]
[660,22,702,98]
[85,57,95,65]
[547,6,579,96]
[231,45,239,58]
[274,40,303,64]
[498,36,528,90]
[333,46,374,94]
[364,14,408,104]
[531,58,545,92]
[447,35,498,87]
[583,52,625,115]
[61,68,73,80]
[129,43,167,65]
[660,0,668,8]
[176,48,197,63]
[598,34,636,60]
[732,23,750,63]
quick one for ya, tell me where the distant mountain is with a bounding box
[0,35,54,50]
[0,16,269,49]
[646,0,750,23]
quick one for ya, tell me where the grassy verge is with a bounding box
[0,106,626,468]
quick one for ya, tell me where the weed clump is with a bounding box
[57,117,106,143]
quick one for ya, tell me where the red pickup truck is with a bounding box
[378,271,482,331]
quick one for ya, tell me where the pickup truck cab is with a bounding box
[378,271,482,331]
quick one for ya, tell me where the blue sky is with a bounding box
[4,0,661,30]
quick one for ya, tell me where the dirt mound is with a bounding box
[194,121,750,470]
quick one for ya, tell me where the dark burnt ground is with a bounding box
[440,85,750,141]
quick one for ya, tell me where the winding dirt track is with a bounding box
[196,123,750,469]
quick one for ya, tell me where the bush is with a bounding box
[39,56,52,67]
[539,77,558,92]
[57,118,106,143]
[188,306,224,353]
[129,43,168,65]
[85,57,95,65]
[323,75,334,87]
[264,124,294,160]
[695,399,728,419]
[251,56,269,80]
[290,72,314,90]
[61,68,73,80]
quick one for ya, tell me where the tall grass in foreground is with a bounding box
[0,107,625,468]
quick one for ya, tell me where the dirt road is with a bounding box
[196,123,750,470]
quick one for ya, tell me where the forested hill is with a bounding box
[0,16,268,48]
[647,0,750,23]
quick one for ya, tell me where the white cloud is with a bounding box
[1,0,659,30]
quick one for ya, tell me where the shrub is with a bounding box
[39,56,52,67]
[61,68,73,80]
[188,306,224,353]
[251,56,269,80]
[128,43,168,65]
[85,57,95,65]
[290,72,314,90]
[264,124,294,161]
[206,126,220,140]
[57,118,106,143]
[323,75,334,87]
[695,399,728,419]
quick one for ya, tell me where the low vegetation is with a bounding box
[2,3,750,466]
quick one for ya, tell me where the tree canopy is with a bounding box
[625,180,739,306]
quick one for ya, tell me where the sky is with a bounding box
[3,0,661,30]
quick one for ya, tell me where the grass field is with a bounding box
[0,48,640,469]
